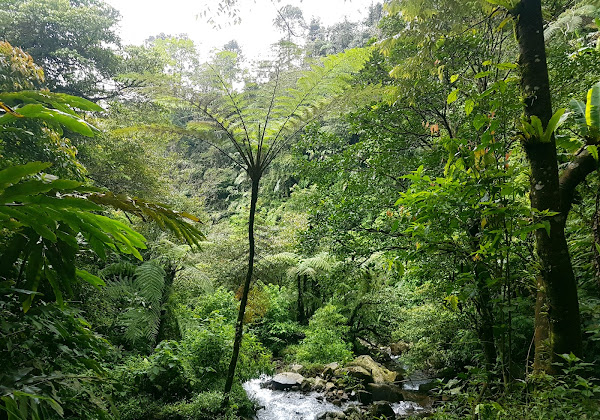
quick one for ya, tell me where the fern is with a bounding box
[544,5,599,41]
[135,261,166,305]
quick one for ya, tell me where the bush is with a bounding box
[252,284,304,356]
[290,304,353,364]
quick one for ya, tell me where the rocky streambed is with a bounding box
[244,355,434,420]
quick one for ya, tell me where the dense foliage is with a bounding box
[2,0,600,419]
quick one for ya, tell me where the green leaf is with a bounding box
[447,89,460,104]
[570,99,589,136]
[465,99,475,116]
[76,269,106,290]
[541,108,566,143]
[530,116,544,139]
[586,81,600,132]
[588,145,598,161]
[0,162,51,191]
[450,74,459,83]
[494,62,517,70]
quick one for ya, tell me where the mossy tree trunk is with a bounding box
[513,0,582,372]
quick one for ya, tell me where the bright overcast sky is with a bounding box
[105,0,376,59]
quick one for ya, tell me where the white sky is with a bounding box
[105,0,375,58]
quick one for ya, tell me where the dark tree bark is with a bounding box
[222,175,260,405]
[297,274,307,325]
[513,0,582,372]
[592,190,600,286]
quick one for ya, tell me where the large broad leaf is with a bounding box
[0,162,51,190]
[586,81,600,134]
[570,99,588,137]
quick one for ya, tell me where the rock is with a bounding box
[356,389,373,404]
[323,362,340,377]
[347,355,397,384]
[300,377,314,392]
[325,381,336,392]
[271,372,305,390]
[314,377,327,391]
[390,341,410,356]
[418,381,437,393]
[369,402,395,419]
[366,383,404,403]
[289,363,304,373]
[335,365,372,383]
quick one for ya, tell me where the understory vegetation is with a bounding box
[2,0,600,419]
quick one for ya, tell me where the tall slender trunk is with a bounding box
[297,274,306,325]
[223,176,260,406]
[514,0,582,372]
[592,190,600,287]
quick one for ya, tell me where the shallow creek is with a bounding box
[243,375,427,420]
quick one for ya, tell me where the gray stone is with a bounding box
[323,362,340,377]
[314,377,327,391]
[271,372,305,390]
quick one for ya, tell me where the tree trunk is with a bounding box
[223,176,260,406]
[514,0,582,372]
[592,190,600,287]
[297,274,306,325]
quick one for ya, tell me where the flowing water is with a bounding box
[243,375,348,420]
[243,375,427,420]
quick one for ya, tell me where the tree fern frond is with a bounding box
[134,260,166,305]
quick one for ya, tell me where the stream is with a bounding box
[243,375,429,420]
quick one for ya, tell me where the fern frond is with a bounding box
[134,260,166,305]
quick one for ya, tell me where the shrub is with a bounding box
[291,304,353,364]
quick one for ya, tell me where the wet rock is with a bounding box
[325,381,336,392]
[301,377,314,392]
[390,341,410,356]
[369,402,395,419]
[356,390,373,404]
[318,412,346,420]
[271,372,305,390]
[366,383,404,403]
[418,381,437,393]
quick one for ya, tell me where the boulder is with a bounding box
[323,362,340,377]
[390,341,410,356]
[271,372,305,390]
[366,383,404,403]
[347,355,396,384]
[369,402,395,419]
[335,365,372,383]
[356,389,373,404]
